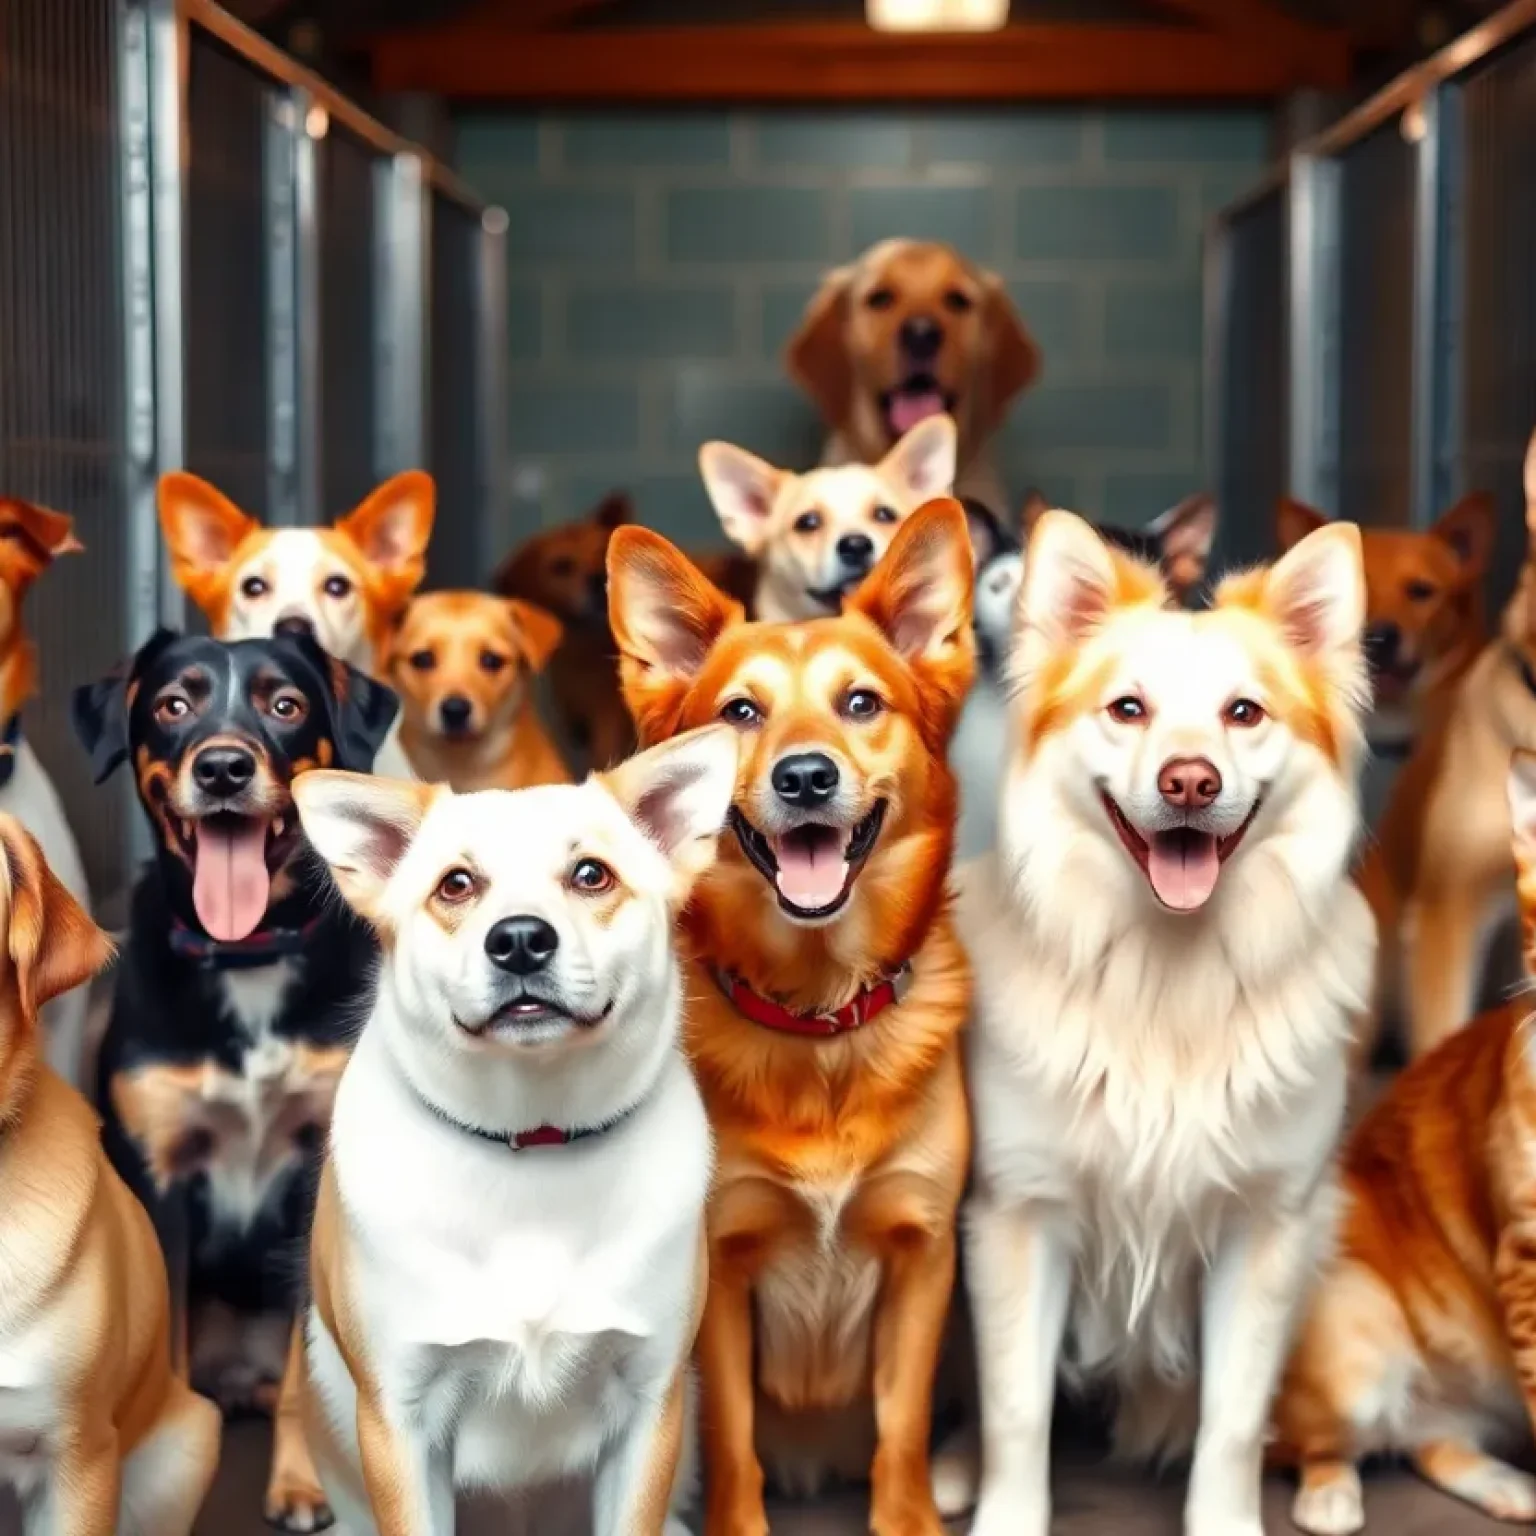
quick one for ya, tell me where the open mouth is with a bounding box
[1100,793,1260,914]
[729,802,887,920]
[173,809,295,943]
[881,373,954,439]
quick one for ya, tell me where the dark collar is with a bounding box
[422,1092,637,1153]
[714,964,912,1037]
[0,713,24,791]
[167,914,324,971]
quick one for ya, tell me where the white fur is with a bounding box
[297,732,736,1533]
[952,518,1375,1536]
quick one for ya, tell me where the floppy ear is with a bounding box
[785,266,855,429]
[158,473,259,592]
[879,415,957,503]
[292,772,434,923]
[1277,496,1328,554]
[507,600,564,671]
[322,655,400,772]
[1431,491,1495,582]
[71,628,178,785]
[1260,521,1365,663]
[698,443,786,558]
[1147,494,1218,600]
[976,274,1041,437]
[0,498,84,577]
[607,527,743,744]
[601,725,739,898]
[333,471,436,593]
[847,498,975,716]
[0,816,111,1023]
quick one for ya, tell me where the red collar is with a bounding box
[713,964,912,1037]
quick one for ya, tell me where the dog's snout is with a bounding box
[1157,756,1222,811]
[439,696,474,734]
[1363,622,1401,671]
[485,916,559,975]
[192,744,257,798]
[274,614,314,640]
[836,533,875,568]
[899,315,943,361]
[772,752,840,809]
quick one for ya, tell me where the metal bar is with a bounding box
[1286,151,1341,510]
[265,88,299,525]
[475,207,509,580]
[295,93,323,523]
[1201,216,1232,546]
[375,152,430,478]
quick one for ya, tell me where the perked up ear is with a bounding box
[1260,521,1365,662]
[1015,509,1123,669]
[0,499,84,577]
[292,772,434,922]
[698,443,786,558]
[1431,491,1495,581]
[1276,496,1328,554]
[878,414,957,502]
[0,815,112,1023]
[158,473,260,594]
[847,498,975,716]
[593,491,633,532]
[601,725,740,898]
[507,600,564,671]
[607,527,744,744]
[1147,493,1218,599]
[333,471,436,589]
[785,265,855,429]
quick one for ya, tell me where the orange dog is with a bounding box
[390,590,570,792]
[609,499,975,1536]
[1276,748,1536,1534]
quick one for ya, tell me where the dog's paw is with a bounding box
[1454,1460,1536,1523]
[262,1480,335,1534]
[929,1422,980,1519]
[969,1489,1049,1536]
[1291,1476,1364,1536]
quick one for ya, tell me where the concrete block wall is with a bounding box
[455,109,1273,553]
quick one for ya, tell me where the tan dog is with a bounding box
[786,239,1039,513]
[391,590,570,792]
[0,814,220,1533]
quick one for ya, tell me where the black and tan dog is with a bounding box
[72,628,396,1533]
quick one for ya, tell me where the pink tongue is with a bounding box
[773,828,852,910]
[1147,830,1221,912]
[192,821,272,941]
[888,390,945,435]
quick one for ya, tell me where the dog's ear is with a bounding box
[333,471,436,596]
[608,527,743,745]
[1253,521,1365,665]
[507,600,564,671]
[1276,496,1328,554]
[293,771,434,923]
[71,628,177,785]
[879,415,957,503]
[848,498,975,719]
[320,654,400,772]
[0,815,111,1022]
[0,499,84,592]
[962,499,1010,568]
[1431,491,1495,583]
[698,443,785,558]
[601,725,739,899]
[1146,494,1218,601]
[977,274,1041,438]
[785,266,855,429]
[593,492,633,532]
[158,474,259,603]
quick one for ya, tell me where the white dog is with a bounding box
[948,511,1374,1536]
[291,726,737,1535]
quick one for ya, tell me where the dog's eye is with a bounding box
[480,650,508,674]
[793,510,822,535]
[1107,696,1146,724]
[943,289,974,314]
[570,858,615,894]
[240,576,268,600]
[1405,579,1438,602]
[436,868,477,904]
[154,694,191,723]
[548,556,577,579]
[323,575,352,599]
[843,689,884,720]
[865,288,895,312]
[269,690,306,721]
[872,505,899,525]
[409,650,436,672]
[1225,698,1266,728]
[720,697,763,727]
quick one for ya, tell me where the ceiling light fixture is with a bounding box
[866,0,1009,32]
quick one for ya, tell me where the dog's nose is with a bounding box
[1157,756,1222,810]
[193,745,257,798]
[898,315,943,361]
[274,614,314,640]
[836,533,875,569]
[439,696,473,734]
[485,916,559,975]
[772,752,840,809]
[1363,622,1401,671]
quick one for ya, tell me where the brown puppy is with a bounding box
[0,815,220,1532]
[391,590,570,792]
[787,239,1039,514]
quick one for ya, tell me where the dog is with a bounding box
[700,413,956,624]
[0,813,221,1534]
[71,627,397,1533]
[785,238,1039,514]
[946,510,1373,1536]
[157,468,432,779]
[608,499,975,1535]
[951,491,1219,862]
[0,496,93,1086]
[1273,749,1536,1536]
[290,726,738,1535]
[390,589,570,792]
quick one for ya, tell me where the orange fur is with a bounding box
[608,499,975,1535]
[0,497,83,726]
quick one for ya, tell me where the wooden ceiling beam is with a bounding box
[368,20,1353,101]
[1145,0,1343,52]
[459,0,620,28]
